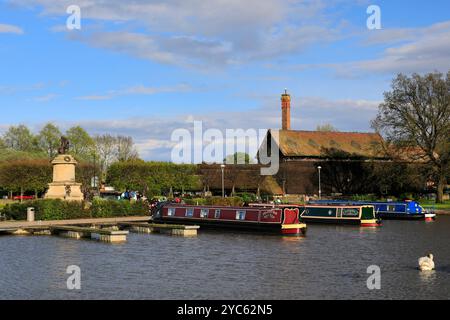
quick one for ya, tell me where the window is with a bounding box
[342,208,359,217]
[200,209,209,218]
[185,208,194,217]
[167,208,176,216]
[351,140,361,149]
[308,139,319,148]
[330,140,340,148]
[236,210,246,220]
[214,209,221,219]
[387,205,396,212]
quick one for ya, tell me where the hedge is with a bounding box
[184,196,244,206]
[0,199,149,221]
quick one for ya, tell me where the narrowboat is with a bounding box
[249,203,381,227]
[309,200,436,221]
[299,205,380,227]
[152,203,307,236]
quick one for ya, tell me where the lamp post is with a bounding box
[317,166,322,200]
[220,164,225,198]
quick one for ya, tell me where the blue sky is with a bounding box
[1,0,449,160]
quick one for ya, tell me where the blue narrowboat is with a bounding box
[308,200,436,221]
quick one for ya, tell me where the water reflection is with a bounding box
[418,270,437,283]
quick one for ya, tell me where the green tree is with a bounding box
[372,72,450,203]
[66,126,95,160]
[0,160,52,199]
[224,152,254,164]
[37,123,62,159]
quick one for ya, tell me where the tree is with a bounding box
[224,152,254,164]
[316,124,339,132]
[2,125,37,152]
[94,134,117,179]
[66,126,95,160]
[372,72,450,202]
[116,135,139,161]
[37,123,62,159]
[0,160,52,198]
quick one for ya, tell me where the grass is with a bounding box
[0,199,15,210]
[419,199,450,211]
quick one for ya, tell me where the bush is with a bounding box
[90,199,148,218]
[0,199,149,221]
[205,196,244,206]
[0,199,88,220]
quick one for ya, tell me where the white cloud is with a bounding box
[1,92,379,160]
[336,20,450,76]
[9,0,350,68]
[0,23,24,34]
[76,83,193,100]
[1,95,376,160]
[33,93,58,102]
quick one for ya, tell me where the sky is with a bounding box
[1,0,449,160]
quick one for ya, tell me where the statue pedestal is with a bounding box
[45,154,84,201]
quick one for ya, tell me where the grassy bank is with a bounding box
[419,200,450,213]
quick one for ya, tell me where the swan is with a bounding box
[418,254,435,271]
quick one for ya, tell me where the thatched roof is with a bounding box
[263,129,386,159]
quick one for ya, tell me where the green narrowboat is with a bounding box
[299,205,381,227]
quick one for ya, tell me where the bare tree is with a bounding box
[117,135,139,161]
[372,72,450,202]
[94,134,117,179]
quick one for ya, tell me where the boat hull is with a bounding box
[154,217,307,236]
[154,204,307,236]
[378,212,433,220]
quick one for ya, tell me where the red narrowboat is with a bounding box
[152,203,307,236]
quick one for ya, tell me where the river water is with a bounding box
[1,217,449,300]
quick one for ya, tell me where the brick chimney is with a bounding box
[281,89,291,130]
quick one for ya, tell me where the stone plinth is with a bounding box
[44,154,84,201]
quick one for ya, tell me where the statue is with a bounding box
[45,136,83,201]
[58,136,70,155]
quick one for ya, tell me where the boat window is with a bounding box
[387,205,396,212]
[200,209,209,218]
[185,208,194,217]
[236,210,246,220]
[337,208,342,218]
[342,208,359,217]
[167,208,176,216]
[214,209,221,219]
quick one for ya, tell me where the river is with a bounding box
[1,217,449,299]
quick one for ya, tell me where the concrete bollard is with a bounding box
[27,207,35,222]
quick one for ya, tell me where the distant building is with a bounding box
[198,91,425,197]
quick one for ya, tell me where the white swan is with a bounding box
[418,254,435,271]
